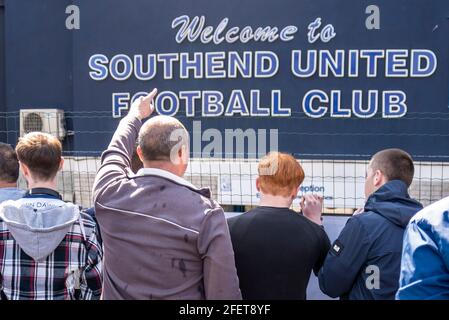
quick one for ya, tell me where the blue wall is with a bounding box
[2,0,449,160]
[0,1,5,142]
[3,0,73,145]
[4,0,73,109]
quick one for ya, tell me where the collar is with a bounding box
[369,180,408,200]
[24,188,62,200]
[130,168,197,190]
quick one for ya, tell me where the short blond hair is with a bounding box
[16,132,62,181]
[258,152,305,197]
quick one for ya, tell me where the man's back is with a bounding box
[95,169,240,299]
[93,114,241,300]
[318,180,423,300]
[228,207,330,300]
[0,195,102,300]
[397,196,449,299]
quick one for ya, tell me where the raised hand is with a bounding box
[128,88,158,120]
[301,194,324,225]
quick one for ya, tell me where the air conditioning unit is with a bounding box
[20,109,66,140]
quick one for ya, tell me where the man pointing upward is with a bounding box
[93,89,241,300]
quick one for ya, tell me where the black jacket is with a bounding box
[228,206,330,300]
[318,180,423,300]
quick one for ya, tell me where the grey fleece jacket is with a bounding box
[92,115,241,300]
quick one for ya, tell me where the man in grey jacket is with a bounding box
[93,88,241,300]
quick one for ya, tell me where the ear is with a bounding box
[136,145,145,162]
[178,144,189,164]
[58,157,65,171]
[373,169,383,187]
[19,161,27,175]
[292,185,300,200]
[256,177,261,192]
[19,161,31,180]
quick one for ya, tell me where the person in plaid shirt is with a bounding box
[0,132,103,300]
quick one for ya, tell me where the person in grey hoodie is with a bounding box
[0,133,102,300]
[93,88,242,300]
[0,142,24,203]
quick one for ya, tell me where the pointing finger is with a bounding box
[143,88,158,102]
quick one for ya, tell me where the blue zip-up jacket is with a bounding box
[318,180,423,300]
[396,196,449,300]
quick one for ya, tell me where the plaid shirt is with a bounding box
[0,209,103,300]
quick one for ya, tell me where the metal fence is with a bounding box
[1,111,449,213]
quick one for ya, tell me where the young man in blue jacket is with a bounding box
[396,196,449,299]
[318,148,423,300]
